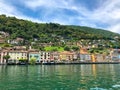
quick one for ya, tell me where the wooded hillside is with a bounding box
[0,14,119,43]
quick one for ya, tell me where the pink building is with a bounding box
[0,49,8,64]
[50,52,60,61]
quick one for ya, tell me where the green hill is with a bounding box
[0,14,120,46]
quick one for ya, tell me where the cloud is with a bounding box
[0,0,120,34]
[0,0,44,23]
[92,0,120,33]
[23,0,91,25]
[24,0,73,10]
[23,0,107,28]
[0,0,19,16]
[108,23,120,33]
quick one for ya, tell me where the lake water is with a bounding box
[0,64,120,90]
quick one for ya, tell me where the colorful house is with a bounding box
[8,50,28,63]
[80,54,92,62]
[50,52,60,61]
[0,49,8,64]
[79,48,92,62]
[40,51,51,62]
[29,51,41,63]
[91,54,96,62]
[59,51,77,61]
[110,49,120,62]
[95,54,106,62]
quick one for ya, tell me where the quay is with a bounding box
[0,61,120,65]
[42,61,120,65]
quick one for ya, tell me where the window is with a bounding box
[35,55,39,58]
[37,60,39,62]
[22,53,24,56]
[30,55,32,58]
[41,52,43,56]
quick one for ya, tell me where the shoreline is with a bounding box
[0,62,120,65]
[42,62,120,65]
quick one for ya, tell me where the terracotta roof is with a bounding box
[8,50,28,53]
[80,48,88,54]
[28,49,39,52]
[60,51,75,55]
[29,51,39,54]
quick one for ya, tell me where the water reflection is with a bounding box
[0,64,120,90]
[92,64,97,78]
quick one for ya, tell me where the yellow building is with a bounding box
[59,51,77,61]
[8,50,28,63]
[91,54,96,62]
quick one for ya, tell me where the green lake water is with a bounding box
[0,64,120,90]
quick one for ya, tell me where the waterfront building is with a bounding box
[8,50,28,63]
[40,51,51,62]
[59,51,77,61]
[80,54,92,62]
[95,54,106,62]
[73,52,78,60]
[110,49,120,62]
[29,51,41,63]
[91,54,96,62]
[0,49,8,64]
[50,52,60,61]
[79,48,92,62]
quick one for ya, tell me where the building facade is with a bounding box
[29,51,41,63]
[8,50,28,63]
[50,52,60,61]
[0,50,8,64]
[59,51,77,61]
[40,51,51,62]
[79,54,92,62]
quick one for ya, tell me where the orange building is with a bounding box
[59,51,77,61]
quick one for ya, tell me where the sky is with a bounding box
[0,0,120,33]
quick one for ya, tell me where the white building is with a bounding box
[40,52,51,62]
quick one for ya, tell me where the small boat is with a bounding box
[90,87,107,90]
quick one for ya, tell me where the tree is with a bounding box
[64,46,71,51]
[19,58,28,64]
[30,57,36,65]
[3,55,10,64]
[3,44,11,47]
[72,46,79,51]
[52,48,58,51]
